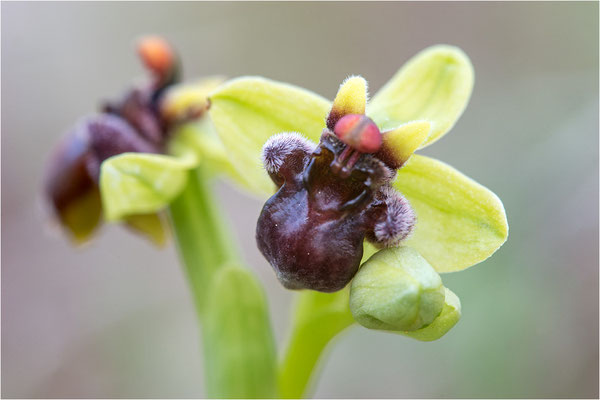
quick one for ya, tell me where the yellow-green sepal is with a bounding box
[168,117,241,181]
[368,45,474,147]
[399,287,461,341]
[350,246,445,332]
[123,212,169,246]
[395,154,508,273]
[99,152,198,221]
[209,77,330,195]
[204,265,278,398]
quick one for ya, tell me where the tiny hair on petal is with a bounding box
[373,186,416,247]
[344,74,370,103]
[261,132,316,174]
[327,75,369,130]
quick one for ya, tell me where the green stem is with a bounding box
[278,244,377,398]
[278,239,462,397]
[279,290,355,399]
[168,165,278,398]
[169,166,235,316]
[279,323,330,398]
[169,164,357,399]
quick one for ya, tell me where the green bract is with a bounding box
[350,246,445,332]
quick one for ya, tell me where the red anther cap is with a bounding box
[137,36,174,76]
[333,114,382,153]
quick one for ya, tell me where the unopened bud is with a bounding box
[350,246,445,331]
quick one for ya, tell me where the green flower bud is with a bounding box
[399,287,461,341]
[349,246,445,331]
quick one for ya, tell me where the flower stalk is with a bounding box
[169,165,234,316]
[169,165,278,398]
[279,289,354,398]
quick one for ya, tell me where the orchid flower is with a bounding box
[207,45,508,397]
[44,36,182,244]
[50,43,508,399]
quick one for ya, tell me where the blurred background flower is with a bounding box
[2,2,598,398]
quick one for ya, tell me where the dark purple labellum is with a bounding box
[84,114,159,182]
[44,115,160,239]
[44,124,96,215]
[256,130,416,292]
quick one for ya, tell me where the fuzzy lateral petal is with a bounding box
[377,120,431,169]
[326,75,368,129]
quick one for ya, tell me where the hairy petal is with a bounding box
[366,186,416,248]
[368,45,474,147]
[376,120,431,169]
[326,75,368,130]
[209,77,330,195]
[262,132,315,187]
[394,154,508,273]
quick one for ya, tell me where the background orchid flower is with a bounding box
[44,38,279,398]
[44,35,234,248]
[208,44,508,397]
[98,77,230,238]
[44,36,183,244]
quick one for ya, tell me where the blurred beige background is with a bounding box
[2,2,598,398]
